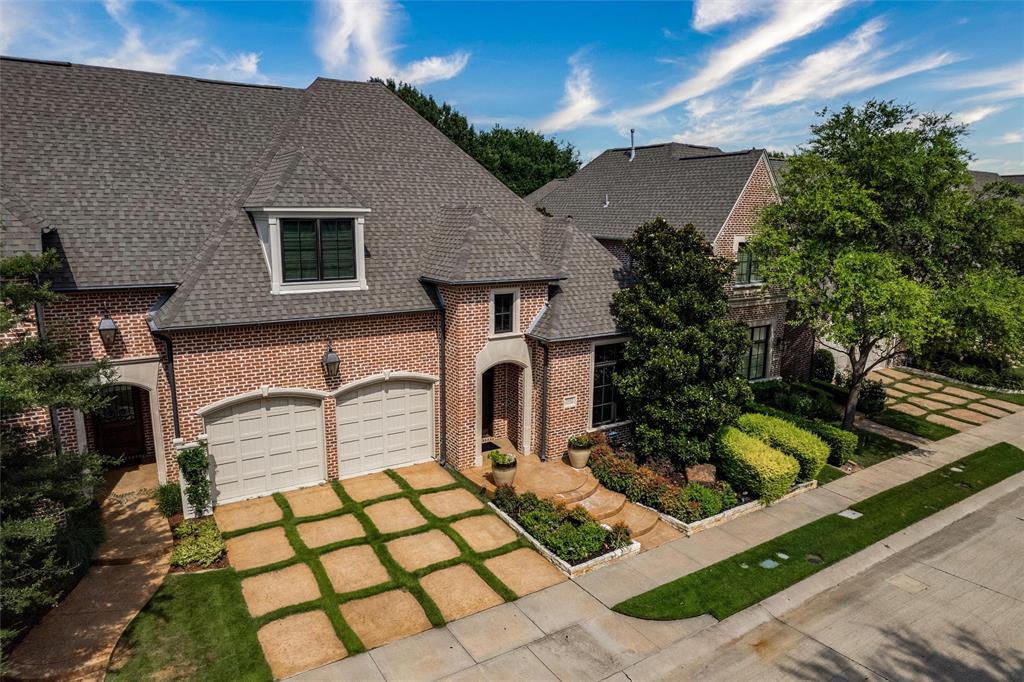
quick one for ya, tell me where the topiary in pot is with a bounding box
[567,433,596,468]
[488,450,517,486]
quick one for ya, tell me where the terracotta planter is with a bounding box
[567,446,592,469]
[491,462,517,486]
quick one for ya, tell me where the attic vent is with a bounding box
[603,193,610,208]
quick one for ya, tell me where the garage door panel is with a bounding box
[205,395,326,506]
[336,379,434,477]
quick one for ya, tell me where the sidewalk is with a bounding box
[290,410,1024,682]
[6,464,172,682]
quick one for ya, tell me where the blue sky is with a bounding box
[2,1,1022,172]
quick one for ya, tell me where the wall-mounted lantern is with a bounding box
[97,313,118,348]
[322,341,341,379]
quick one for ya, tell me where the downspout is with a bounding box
[149,326,181,440]
[435,287,449,467]
[33,298,62,454]
[539,341,550,461]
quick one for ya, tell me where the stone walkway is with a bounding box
[463,452,683,550]
[870,366,1023,432]
[291,409,1024,681]
[6,464,172,682]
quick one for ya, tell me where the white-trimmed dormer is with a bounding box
[251,207,370,294]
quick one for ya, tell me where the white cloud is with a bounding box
[314,0,468,85]
[954,105,1006,125]
[618,0,850,120]
[998,131,1023,144]
[938,62,1024,104]
[971,157,1024,174]
[87,1,196,73]
[692,0,767,31]
[747,19,957,108]
[537,53,603,133]
[199,51,269,83]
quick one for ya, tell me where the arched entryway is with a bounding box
[87,384,156,465]
[481,363,525,454]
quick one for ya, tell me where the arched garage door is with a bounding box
[336,379,434,477]
[205,395,325,505]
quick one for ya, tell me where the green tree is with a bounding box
[374,79,580,197]
[612,218,753,467]
[1,249,113,652]
[750,100,1023,429]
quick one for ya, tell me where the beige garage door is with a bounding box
[205,395,325,505]
[336,379,434,477]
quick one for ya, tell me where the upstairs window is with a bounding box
[592,342,626,426]
[281,218,356,283]
[735,242,762,285]
[742,325,770,380]
[492,292,515,334]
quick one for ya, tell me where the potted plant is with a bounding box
[489,450,517,486]
[567,433,596,469]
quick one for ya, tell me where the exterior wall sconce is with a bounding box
[322,341,341,379]
[98,313,118,348]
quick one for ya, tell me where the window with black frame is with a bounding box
[281,218,356,282]
[735,242,762,285]
[492,292,515,334]
[743,325,770,379]
[592,343,626,426]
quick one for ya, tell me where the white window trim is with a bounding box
[732,236,765,289]
[589,336,630,430]
[489,288,521,338]
[251,208,370,294]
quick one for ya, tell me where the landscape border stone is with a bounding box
[896,366,1024,395]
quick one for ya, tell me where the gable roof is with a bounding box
[531,142,764,242]
[1,57,621,340]
[523,178,565,206]
[420,205,563,285]
[0,188,45,258]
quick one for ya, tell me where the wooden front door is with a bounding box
[93,385,147,462]
[482,368,495,438]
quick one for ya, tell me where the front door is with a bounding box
[93,385,147,462]
[482,368,495,438]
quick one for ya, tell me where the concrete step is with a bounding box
[571,487,626,521]
[552,474,600,505]
[636,520,685,551]
[604,501,660,538]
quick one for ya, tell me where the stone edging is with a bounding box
[637,481,818,537]
[896,365,1024,395]
[488,502,641,577]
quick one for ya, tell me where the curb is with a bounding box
[622,469,1024,681]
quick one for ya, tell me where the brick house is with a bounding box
[1,58,806,508]
[528,143,814,383]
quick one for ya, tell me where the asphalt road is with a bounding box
[679,487,1024,681]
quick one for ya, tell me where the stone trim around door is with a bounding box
[475,336,533,467]
[328,371,440,397]
[195,386,331,417]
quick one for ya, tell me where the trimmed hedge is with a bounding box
[737,413,828,481]
[812,349,836,383]
[589,446,738,523]
[750,403,856,467]
[718,427,800,502]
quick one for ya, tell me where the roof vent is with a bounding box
[603,193,610,208]
[629,129,636,162]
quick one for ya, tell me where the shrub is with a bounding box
[812,349,836,383]
[752,380,836,420]
[176,443,211,517]
[856,378,887,417]
[170,519,225,568]
[736,413,828,481]
[155,483,183,518]
[568,434,596,449]
[749,404,856,466]
[488,450,515,466]
[718,427,800,502]
[590,447,737,522]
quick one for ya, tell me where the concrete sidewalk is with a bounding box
[290,410,1024,682]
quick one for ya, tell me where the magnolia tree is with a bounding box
[751,100,1024,429]
[612,218,752,468]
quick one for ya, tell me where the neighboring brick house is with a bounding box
[528,142,813,383]
[0,57,636,507]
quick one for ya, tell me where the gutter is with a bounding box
[539,341,550,461]
[433,286,449,467]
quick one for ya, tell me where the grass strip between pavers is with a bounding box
[614,442,1024,621]
[872,409,959,441]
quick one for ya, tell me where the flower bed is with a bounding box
[169,518,226,572]
[490,487,637,576]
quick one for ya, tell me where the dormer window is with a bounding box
[282,218,356,282]
[490,289,519,336]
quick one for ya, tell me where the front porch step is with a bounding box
[570,487,626,521]
[635,520,684,550]
[603,501,660,538]
[551,473,600,505]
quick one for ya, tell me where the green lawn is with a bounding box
[107,571,271,682]
[814,464,847,484]
[872,409,958,441]
[851,428,915,468]
[614,442,1024,621]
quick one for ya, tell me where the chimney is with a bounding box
[629,128,636,161]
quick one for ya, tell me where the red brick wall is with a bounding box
[537,340,592,459]
[714,154,777,261]
[489,363,523,448]
[44,289,167,363]
[167,311,441,480]
[728,299,788,379]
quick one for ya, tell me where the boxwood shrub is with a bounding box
[589,446,738,522]
[718,427,800,502]
[492,487,629,564]
[750,404,856,466]
[736,413,828,481]
[170,519,225,568]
